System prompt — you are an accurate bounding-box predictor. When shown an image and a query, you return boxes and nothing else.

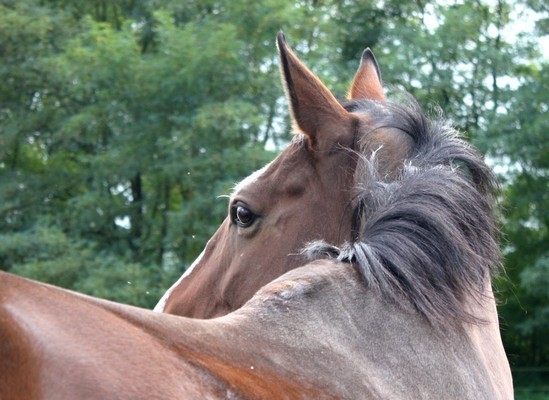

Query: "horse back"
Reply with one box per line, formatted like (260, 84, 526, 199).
(0, 271, 224, 399)
(0, 265, 512, 399)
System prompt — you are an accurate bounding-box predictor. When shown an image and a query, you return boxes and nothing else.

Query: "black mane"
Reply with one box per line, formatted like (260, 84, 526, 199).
(306, 97, 501, 328)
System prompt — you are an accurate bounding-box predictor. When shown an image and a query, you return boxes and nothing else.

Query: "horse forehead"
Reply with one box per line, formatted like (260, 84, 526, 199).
(232, 163, 272, 196)
(232, 141, 311, 197)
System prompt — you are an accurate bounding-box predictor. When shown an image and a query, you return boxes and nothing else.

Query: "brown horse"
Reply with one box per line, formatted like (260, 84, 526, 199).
(0, 33, 513, 399)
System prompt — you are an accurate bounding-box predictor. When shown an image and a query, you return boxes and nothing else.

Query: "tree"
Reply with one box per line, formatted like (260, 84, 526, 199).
(488, 61, 548, 384)
(0, 0, 301, 307)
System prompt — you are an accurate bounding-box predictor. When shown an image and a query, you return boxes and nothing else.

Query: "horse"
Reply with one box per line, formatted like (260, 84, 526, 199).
(0, 32, 513, 399)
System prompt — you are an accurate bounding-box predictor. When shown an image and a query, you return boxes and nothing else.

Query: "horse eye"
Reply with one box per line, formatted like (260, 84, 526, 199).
(232, 205, 256, 228)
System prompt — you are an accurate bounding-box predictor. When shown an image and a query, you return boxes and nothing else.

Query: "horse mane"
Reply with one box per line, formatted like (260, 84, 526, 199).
(305, 96, 501, 328)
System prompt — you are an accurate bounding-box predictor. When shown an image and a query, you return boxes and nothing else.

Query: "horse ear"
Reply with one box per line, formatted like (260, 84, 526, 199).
(348, 48, 385, 101)
(277, 32, 351, 149)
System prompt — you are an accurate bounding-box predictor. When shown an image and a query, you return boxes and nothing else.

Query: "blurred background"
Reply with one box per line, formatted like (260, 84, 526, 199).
(0, 0, 546, 397)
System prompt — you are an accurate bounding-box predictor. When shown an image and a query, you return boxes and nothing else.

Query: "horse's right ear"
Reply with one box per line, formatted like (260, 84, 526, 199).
(277, 32, 352, 150)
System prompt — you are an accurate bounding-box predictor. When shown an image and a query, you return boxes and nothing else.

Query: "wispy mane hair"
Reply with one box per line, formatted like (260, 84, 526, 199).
(305, 97, 501, 328)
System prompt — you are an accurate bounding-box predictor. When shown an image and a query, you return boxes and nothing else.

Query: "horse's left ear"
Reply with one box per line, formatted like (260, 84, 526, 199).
(348, 48, 385, 101)
(277, 32, 352, 150)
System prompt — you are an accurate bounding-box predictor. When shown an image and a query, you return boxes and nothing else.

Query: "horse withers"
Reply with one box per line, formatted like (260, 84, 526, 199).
(0, 32, 513, 399)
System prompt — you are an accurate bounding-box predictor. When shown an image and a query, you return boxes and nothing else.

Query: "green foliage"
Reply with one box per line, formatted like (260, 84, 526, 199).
(0, 0, 547, 393)
(485, 59, 549, 386)
(0, 221, 172, 307)
(0, 224, 70, 269)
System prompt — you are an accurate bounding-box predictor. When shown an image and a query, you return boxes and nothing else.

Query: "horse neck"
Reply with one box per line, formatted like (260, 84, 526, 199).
(63, 269, 513, 400)
(164, 262, 513, 399)
(212, 263, 513, 399)
(94, 290, 339, 398)
(461, 278, 514, 399)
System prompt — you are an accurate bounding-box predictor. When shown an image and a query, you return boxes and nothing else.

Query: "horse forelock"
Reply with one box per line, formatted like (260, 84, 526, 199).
(307, 96, 501, 328)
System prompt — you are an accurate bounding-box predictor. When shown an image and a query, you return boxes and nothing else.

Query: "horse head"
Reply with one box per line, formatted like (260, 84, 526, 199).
(155, 33, 414, 318)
